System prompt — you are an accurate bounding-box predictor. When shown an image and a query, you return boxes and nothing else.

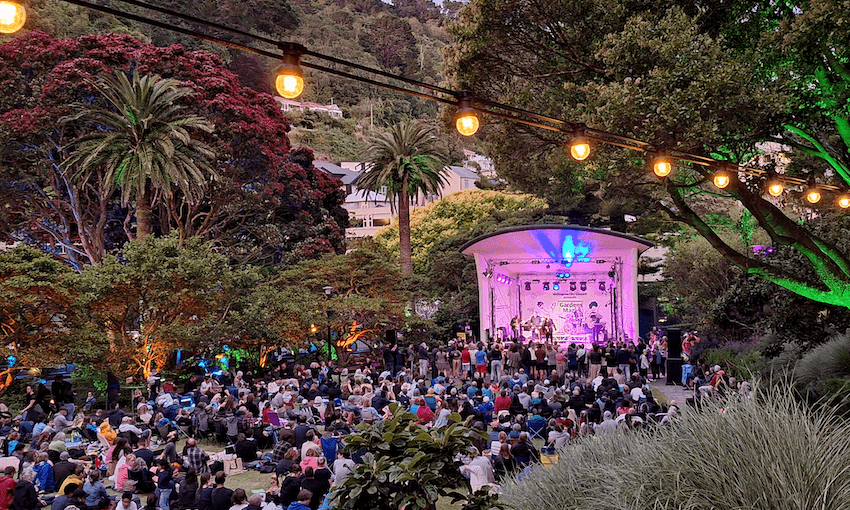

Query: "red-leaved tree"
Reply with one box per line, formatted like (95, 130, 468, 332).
(0, 31, 348, 269)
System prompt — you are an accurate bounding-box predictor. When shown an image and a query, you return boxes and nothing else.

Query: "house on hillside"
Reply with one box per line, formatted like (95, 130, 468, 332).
(315, 162, 483, 238)
(273, 97, 343, 118)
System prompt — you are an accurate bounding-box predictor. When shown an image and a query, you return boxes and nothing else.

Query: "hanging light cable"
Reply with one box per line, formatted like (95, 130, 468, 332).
(454, 93, 480, 136)
(0, 0, 26, 33)
(274, 43, 306, 99)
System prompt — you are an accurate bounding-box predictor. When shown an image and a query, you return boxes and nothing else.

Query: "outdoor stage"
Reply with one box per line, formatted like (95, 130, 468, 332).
(461, 225, 653, 347)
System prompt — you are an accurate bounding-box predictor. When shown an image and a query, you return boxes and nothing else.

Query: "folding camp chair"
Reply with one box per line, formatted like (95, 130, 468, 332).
(527, 417, 547, 441)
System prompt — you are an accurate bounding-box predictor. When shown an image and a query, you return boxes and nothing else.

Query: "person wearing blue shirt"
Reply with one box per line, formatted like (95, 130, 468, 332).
(286, 489, 313, 510)
(474, 348, 488, 380)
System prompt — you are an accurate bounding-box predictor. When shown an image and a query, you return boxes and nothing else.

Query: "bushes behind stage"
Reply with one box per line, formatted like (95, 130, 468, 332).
(500, 382, 850, 510)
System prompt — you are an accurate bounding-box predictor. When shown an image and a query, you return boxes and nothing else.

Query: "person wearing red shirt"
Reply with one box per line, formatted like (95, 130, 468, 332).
(494, 389, 511, 414)
(0, 466, 16, 510)
(461, 346, 471, 379)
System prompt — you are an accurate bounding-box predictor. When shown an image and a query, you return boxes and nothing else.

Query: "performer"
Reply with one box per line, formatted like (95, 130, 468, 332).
(542, 317, 555, 343)
(510, 315, 520, 340)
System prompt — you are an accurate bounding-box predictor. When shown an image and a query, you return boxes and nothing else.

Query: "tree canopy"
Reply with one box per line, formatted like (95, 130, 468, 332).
(445, 0, 850, 311)
(0, 30, 347, 268)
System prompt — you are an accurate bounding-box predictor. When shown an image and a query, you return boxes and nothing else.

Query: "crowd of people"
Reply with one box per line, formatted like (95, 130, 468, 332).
(0, 330, 744, 510)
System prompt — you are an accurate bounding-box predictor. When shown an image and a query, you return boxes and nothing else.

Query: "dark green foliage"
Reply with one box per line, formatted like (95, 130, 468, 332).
(333, 405, 489, 510)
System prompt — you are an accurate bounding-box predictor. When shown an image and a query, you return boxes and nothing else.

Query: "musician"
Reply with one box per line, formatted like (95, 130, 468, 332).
(541, 318, 555, 343)
(510, 316, 520, 340)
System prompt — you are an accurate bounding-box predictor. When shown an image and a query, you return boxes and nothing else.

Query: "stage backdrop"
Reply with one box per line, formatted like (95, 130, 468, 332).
(461, 225, 653, 346)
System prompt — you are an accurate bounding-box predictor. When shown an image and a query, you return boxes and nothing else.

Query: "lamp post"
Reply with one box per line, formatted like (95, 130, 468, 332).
(323, 286, 333, 361)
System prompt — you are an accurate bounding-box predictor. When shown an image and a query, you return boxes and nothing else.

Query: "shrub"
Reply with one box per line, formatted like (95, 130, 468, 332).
(500, 382, 850, 510)
(794, 333, 850, 386)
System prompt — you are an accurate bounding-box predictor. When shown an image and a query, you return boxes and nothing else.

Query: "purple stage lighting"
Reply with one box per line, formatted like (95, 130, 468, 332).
(495, 273, 512, 285)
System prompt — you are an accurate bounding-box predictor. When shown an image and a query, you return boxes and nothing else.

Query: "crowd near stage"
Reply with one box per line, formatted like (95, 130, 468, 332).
(461, 225, 653, 348)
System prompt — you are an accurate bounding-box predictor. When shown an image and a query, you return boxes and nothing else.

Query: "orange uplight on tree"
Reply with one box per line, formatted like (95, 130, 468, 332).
(455, 95, 479, 136)
(0, 1, 26, 34)
(838, 194, 850, 209)
(651, 153, 673, 178)
(568, 131, 591, 161)
(274, 43, 305, 99)
(765, 174, 784, 197)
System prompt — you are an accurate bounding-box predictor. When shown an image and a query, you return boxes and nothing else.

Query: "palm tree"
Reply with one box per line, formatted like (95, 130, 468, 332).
(62, 71, 216, 239)
(358, 121, 451, 274)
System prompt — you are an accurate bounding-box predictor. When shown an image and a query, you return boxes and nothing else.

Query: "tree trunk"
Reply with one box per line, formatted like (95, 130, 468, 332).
(398, 188, 412, 275)
(136, 185, 152, 240)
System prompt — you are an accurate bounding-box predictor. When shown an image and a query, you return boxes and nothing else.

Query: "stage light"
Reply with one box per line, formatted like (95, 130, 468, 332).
(608, 269, 615, 278)
(804, 182, 821, 204)
(712, 166, 733, 189)
(483, 270, 493, 278)
(555, 272, 570, 278)
(455, 94, 479, 136)
(765, 174, 784, 197)
(524, 282, 531, 291)
(553, 282, 560, 291)
(495, 273, 512, 285)
(580, 282, 587, 292)
(839, 194, 850, 209)
(0, 1, 26, 34)
(568, 130, 591, 161)
(569, 282, 576, 291)
(651, 153, 673, 178)
(543, 282, 550, 291)
(599, 281, 605, 291)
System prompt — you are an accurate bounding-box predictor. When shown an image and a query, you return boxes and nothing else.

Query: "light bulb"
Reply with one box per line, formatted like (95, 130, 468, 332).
(0, 1, 26, 34)
(275, 64, 304, 99)
(652, 155, 672, 178)
(805, 188, 821, 204)
(766, 178, 784, 197)
(456, 113, 479, 136)
(713, 168, 732, 189)
(838, 195, 850, 209)
(569, 136, 591, 161)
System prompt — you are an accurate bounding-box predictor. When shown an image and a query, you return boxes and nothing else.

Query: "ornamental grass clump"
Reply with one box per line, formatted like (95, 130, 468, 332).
(500, 382, 850, 510)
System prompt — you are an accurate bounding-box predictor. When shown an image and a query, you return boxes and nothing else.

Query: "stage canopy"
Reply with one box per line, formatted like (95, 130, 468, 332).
(460, 225, 653, 347)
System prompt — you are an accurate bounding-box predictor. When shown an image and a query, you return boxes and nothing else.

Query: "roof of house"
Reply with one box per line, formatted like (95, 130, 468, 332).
(449, 165, 480, 180)
(314, 161, 361, 185)
(346, 189, 390, 203)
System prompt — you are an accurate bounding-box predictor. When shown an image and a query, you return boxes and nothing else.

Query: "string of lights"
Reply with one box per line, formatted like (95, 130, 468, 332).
(1, 0, 848, 209)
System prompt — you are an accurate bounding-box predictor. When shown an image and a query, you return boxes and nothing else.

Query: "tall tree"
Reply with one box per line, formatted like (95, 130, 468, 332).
(0, 31, 347, 267)
(62, 71, 216, 240)
(358, 121, 450, 274)
(445, 0, 850, 311)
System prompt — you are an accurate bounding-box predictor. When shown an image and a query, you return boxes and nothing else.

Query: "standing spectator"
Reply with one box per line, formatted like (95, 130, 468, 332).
(156, 460, 176, 510)
(417, 343, 429, 378)
(474, 345, 487, 381)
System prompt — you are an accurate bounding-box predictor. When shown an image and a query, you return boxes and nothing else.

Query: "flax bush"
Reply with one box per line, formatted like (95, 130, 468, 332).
(500, 383, 850, 510)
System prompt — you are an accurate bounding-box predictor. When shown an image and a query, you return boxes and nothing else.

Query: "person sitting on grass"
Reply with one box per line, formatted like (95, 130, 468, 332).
(284, 490, 312, 510)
